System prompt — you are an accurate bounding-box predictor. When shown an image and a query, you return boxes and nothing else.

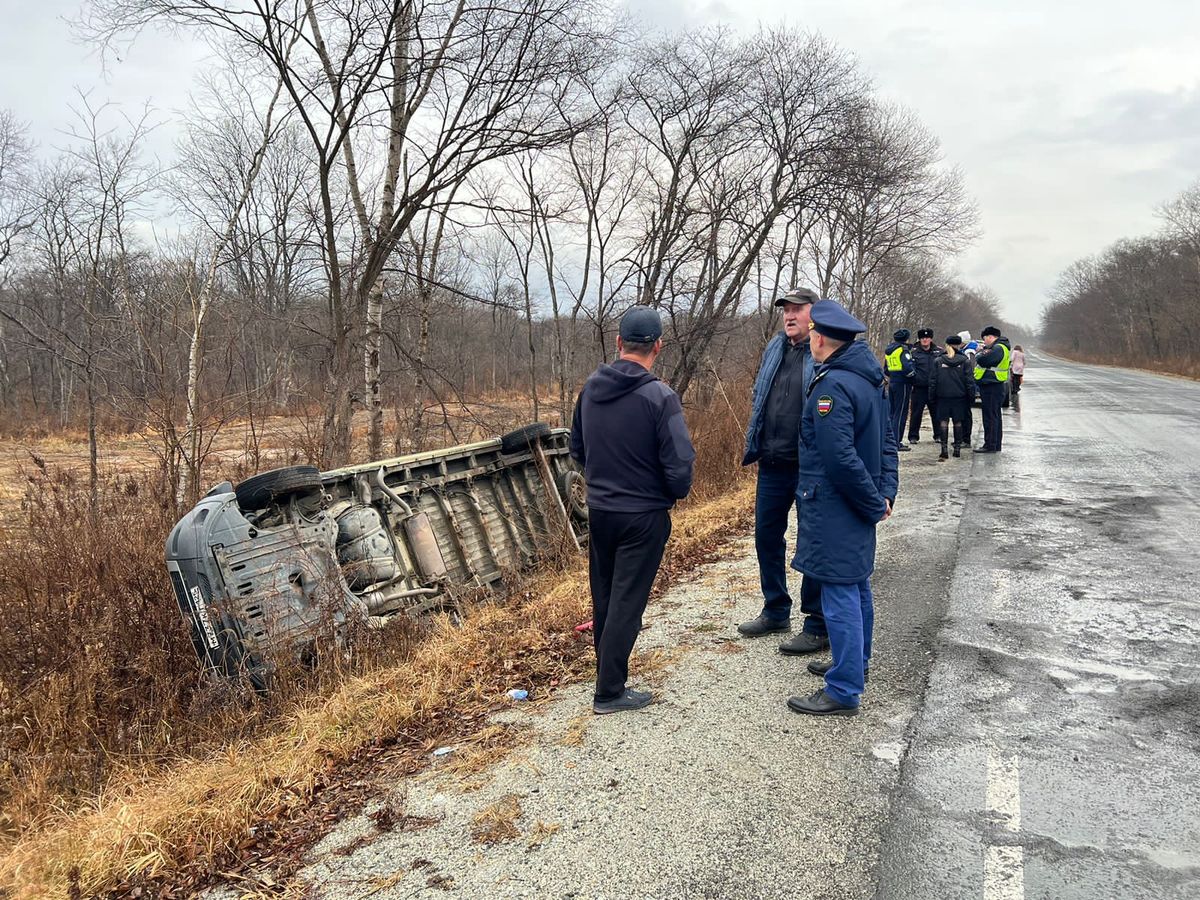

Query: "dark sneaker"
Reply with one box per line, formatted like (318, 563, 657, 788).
(908, 437, 920, 443)
(737, 615, 791, 637)
(593, 688, 653, 715)
(938, 450, 948, 461)
(779, 632, 830, 655)
(898, 443, 911, 452)
(786, 688, 859, 717)
(976, 447, 998, 454)
(806, 659, 870, 683)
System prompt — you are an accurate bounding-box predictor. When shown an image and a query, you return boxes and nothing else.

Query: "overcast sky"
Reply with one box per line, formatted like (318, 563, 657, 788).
(3, 0, 1199, 326)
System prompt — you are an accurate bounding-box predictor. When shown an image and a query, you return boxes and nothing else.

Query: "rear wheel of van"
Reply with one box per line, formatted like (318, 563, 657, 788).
(234, 465, 323, 511)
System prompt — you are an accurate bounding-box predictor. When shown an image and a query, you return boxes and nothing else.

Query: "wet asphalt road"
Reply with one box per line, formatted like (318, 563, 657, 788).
(879, 352, 1200, 899)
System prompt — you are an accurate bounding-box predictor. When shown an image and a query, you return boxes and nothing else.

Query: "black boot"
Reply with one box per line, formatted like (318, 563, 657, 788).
(953, 444, 961, 458)
(938, 442, 949, 461)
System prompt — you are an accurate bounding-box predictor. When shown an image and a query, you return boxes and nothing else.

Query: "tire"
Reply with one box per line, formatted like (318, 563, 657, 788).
(234, 465, 322, 511)
(561, 470, 588, 521)
(500, 422, 551, 454)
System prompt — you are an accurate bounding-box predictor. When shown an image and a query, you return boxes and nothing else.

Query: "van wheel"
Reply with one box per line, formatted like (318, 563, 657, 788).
(500, 422, 551, 454)
(561, 470, 588, 520)
(234, 465, 322, 511)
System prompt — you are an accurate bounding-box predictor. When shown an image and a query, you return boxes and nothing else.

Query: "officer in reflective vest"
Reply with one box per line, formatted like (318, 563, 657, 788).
(973, 325, 1011, 453)
(883, 329, 914, 451)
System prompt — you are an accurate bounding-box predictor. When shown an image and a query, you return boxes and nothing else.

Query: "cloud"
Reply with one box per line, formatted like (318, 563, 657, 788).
(1020, 86, 1200, 149)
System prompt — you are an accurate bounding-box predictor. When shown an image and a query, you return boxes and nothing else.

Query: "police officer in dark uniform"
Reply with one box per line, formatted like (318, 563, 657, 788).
(973, 325, 1011, 453)
(738, 288, 826, 652)
(883, 329, 914, 451)
(907, 328, 942, 444)
(570, 307, 696, 714)
(787, 300, 899, 716)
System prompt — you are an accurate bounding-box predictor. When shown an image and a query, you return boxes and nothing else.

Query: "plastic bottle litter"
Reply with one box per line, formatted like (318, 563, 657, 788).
(432, 746, 456, 757)
(506, 689, 529, 701)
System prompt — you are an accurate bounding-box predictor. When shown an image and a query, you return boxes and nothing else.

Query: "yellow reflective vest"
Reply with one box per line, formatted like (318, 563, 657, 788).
(974, 343, 1011, 382)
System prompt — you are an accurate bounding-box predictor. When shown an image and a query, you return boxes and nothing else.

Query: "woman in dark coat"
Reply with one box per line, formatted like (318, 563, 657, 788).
(929, 334, 973, 459)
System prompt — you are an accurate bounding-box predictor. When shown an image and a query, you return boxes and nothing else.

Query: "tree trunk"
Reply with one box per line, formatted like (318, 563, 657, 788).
(364, 276, 385, 457)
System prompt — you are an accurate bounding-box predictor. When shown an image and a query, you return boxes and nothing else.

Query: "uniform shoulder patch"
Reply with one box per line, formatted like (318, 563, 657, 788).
(817, 395, 834, 416)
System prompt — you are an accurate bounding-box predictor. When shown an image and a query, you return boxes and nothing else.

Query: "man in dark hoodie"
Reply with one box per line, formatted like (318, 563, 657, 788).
(787, 300, 899, 717)
(907, 327, 942, 444)
(883, 329, 915, 451)
(929, 334, 972, 459)
(570, 306, 695, 715)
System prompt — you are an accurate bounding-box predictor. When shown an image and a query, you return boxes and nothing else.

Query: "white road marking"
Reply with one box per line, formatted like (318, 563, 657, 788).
(984, 845, 1025, 900)
(985, 750, 1024, 900)
(984, 566, 1024, 898)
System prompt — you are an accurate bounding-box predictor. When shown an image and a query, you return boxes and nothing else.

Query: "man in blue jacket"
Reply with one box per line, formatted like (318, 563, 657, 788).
(787, 300, 899, 717)
(737, 288, 827, 652)
(570, 306, 695, 715)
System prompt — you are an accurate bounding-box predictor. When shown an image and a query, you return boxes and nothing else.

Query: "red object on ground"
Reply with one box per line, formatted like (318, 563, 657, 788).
(574, 620, 594, 633)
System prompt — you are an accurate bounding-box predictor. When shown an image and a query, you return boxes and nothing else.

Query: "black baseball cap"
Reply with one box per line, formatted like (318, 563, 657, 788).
(619, 306, 663, 342)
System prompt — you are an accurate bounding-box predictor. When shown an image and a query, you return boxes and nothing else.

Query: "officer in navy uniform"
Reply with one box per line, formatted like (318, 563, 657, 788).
(737, 287, 827, 652)
(787, 300, 899, 716)
(907, 328, 942, 444)
(883, 329, 914, 451)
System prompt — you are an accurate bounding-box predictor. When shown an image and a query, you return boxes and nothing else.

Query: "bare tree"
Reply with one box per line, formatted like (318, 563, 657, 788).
(170, 58, 295, 502)
(0, 111, 36, 403)
(808, 101, 978, 337)
(88, 0, 613, 462)
(0, 98, 154, 501)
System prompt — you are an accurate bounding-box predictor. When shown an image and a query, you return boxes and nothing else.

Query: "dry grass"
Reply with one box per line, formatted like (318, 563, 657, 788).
(561, 712, 591, 748)
(1044, 348, 1200, 380)
(434, 724, 527, 789)
(470, 794, 523, 845)
(525, 820, 560, 849)
(0, 478, 755, 898)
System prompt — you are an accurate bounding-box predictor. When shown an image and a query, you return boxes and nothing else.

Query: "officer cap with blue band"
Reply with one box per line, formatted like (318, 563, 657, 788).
(619, 306, 663, 342)
(810, 299, 867, 343)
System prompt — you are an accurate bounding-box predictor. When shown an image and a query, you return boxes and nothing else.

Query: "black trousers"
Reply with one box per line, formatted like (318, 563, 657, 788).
(588, 508, 672, 702)
(754, 462, 826, 635)
(935, 397, 970, 447)
(908, 386, 940, 441)
(979, 381, 1005, 450)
